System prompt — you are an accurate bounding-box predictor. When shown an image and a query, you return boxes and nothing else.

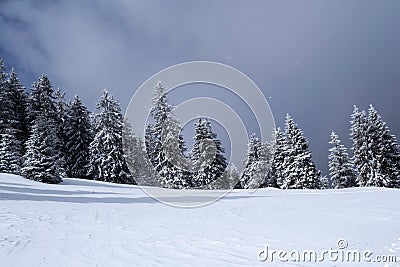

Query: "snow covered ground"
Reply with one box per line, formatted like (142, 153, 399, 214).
(1, 173, 399, 267)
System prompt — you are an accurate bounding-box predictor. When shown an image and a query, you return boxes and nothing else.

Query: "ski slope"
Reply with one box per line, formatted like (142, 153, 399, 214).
(0, 173, 399, 266)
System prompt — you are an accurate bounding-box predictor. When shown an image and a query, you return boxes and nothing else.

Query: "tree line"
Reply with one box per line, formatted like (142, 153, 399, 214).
(0, 57, 399, 189)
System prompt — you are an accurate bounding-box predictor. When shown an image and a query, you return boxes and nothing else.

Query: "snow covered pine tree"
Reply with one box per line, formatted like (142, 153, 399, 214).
(87, 90, 132, 183)
(64, 96, 93, 178)
(145, 82, 190, 188)
(279, 114, 321, 189)
(21, 75, 65, 183)
(351, 105, 400, 187)
(191, 118, 227, 189)
(328, 132, 356, 188)
(0, 62, 28, 174)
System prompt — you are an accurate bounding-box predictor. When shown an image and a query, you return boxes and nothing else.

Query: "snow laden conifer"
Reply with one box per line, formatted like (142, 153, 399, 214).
(191, 118, 227, 188)
(349, 105, 400, 187)
(87, 90, 132, 183)
(216, 163, 240, 189)
(157, 117, 191, 188)
(122, 119, 156, 186)
(237, 133, 273, 189)
(271, 128, 286, 188)
(258, 140, 277, 188)
(64, 96, 93, 178)
(328, 132, 356, 188)
(146, 82, 172, 171)
(350, 105, 369, 186)
(0, 69, 28, 174)
(21, 116, 63, 183)
(279, 114, 321, 189)
(54, 89, 69, 165)
(145, 82, 189, 188)
(236, 133, 262, 189)
(365, 105, 400, 187)
(21, 75, 65, 183)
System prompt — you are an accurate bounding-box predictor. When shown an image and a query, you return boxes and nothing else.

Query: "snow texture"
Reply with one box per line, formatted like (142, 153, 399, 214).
(1, 173, 399, 266)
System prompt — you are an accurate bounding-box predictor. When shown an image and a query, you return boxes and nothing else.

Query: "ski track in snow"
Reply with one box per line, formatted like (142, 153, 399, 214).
(0, 173, 399, 267)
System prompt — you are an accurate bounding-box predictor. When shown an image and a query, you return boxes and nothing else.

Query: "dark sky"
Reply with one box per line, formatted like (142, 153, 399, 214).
(1, 0, 400, 175)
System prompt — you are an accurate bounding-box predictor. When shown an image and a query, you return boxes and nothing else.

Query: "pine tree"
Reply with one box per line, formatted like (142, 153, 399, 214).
(191, 118, 227, 188)
(123, 120, 156, 186)
(87, 90, 132, 183)
(21, 74, 65, 182)
(145, 82, 190, 188)
(272, 128, 287, 188)
(280, 114, 321, 189)
(258, 140, 277, 188)
(236, 134, 273, 189)
(157, 117, 191, 188)
(328, 132, 356, 188)
(54, 89, 69, 167)
(320, 175, 330, 189)
(64, 96, 93, 178)
(350, 105, 370, 186)
(365, 105, 400, 187)
(0, 69, 28, 174)
(146, 82, 173, 172)
(217, 163, 240, 189)
(237, 133, 262, 189)
(21, 116, 63, 183)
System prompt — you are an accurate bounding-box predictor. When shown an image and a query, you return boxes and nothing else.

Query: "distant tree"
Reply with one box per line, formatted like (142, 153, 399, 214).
(279, 114, 321, 189)
(191, 118, 227, 188)
(123, 119, 156, 186)
(87, 90, 132, 183)
(0, 69, 28, 174)
(64, 96, 93, 178)
(320, 175, 330, 189)
(328, 132, 356, 189)
(216, 163, 240, 189)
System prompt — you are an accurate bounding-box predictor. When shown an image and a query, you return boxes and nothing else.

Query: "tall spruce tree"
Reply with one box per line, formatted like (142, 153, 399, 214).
(328, 132, 356, 188)
(0, 69, 28, 174)
(145, 82, 190, 188)
(21, 75, 65, 183)
(64, 96, 93, 178)
(191, 118, 227, 188)
(146, 82, 172, 171)
(350, 105, 370, 186)
(258, 140, 277, 188)
(272, 128, 287, 188)
(87, 90, 132, 183)
(237, 133, 262, 189)
(123, 119, 156, 186)
(365, 105, 400, 187)
(21, 116, 63, 183)
(280, 114, 321, 189)
(157, 117, 191, 188)
(0, 58, 8, 146)
(54, 89, 69, 167)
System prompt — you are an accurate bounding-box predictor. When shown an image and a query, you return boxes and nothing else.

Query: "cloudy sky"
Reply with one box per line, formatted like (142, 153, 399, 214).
(1, 0, 400, 174)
